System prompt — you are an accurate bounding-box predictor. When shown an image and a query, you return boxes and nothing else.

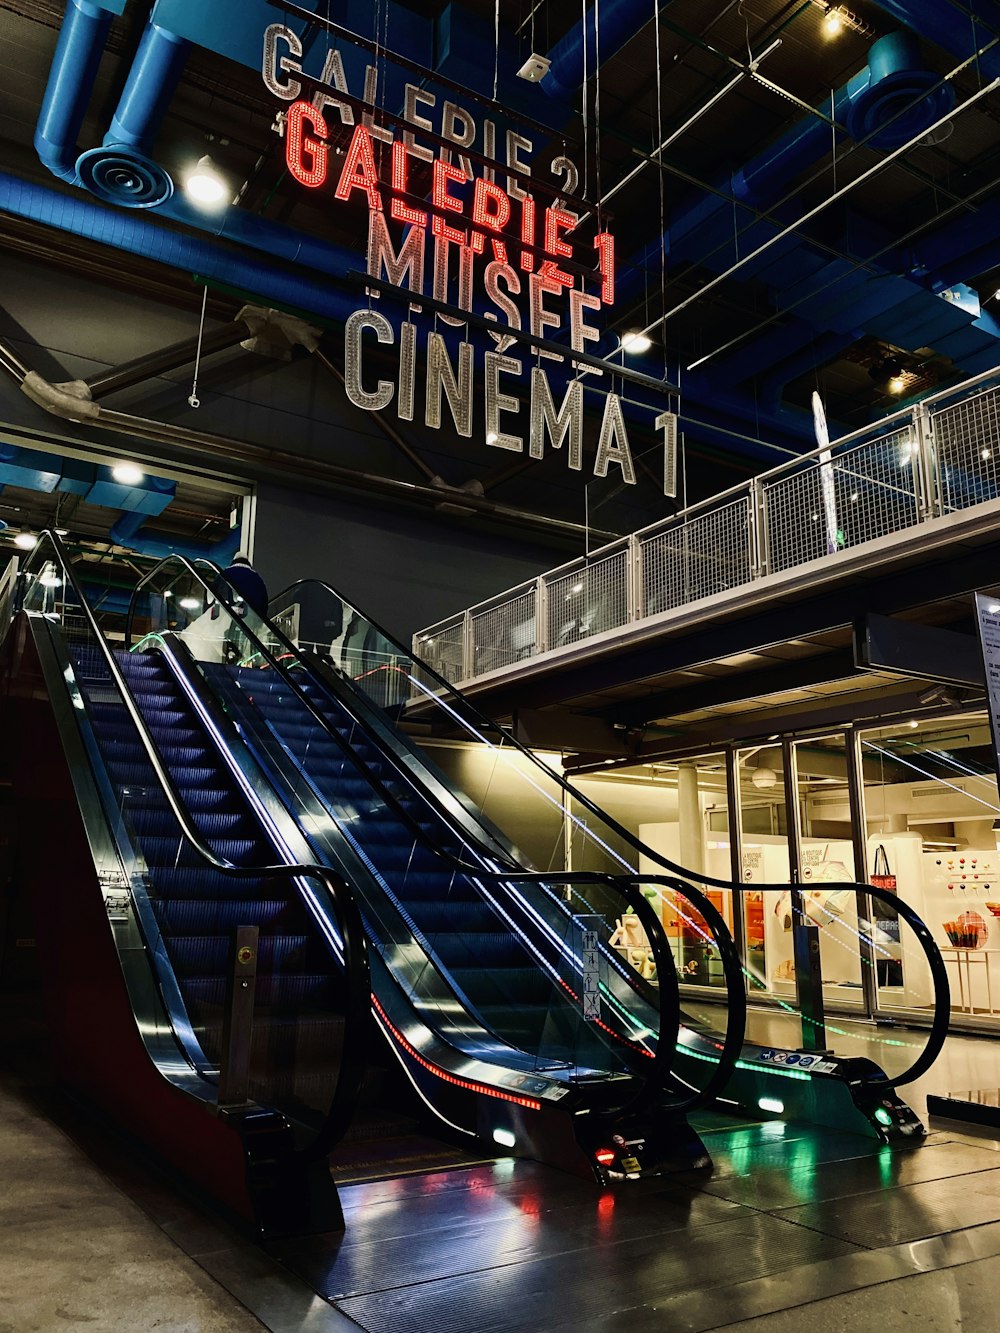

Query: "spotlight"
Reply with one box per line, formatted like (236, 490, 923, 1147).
(112, 462, 144, 486)
(621, 331, 652, 354)
(185, 155, 227, 206)
(823, 8, 845, 35)
(869, 354, 905, 388)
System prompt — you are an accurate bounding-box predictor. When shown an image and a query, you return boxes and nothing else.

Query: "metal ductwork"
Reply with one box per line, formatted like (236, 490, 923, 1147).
(36, 0, 183, 206)
(106, 515, 239, 564)
(618, 27, 1000, 408)
(0, 438, 175, 517)
(541, 0, 658, 100)
(18, 0, 1000, 462)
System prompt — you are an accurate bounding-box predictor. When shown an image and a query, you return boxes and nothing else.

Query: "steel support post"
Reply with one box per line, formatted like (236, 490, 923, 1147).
(783, 738, 829, 1052)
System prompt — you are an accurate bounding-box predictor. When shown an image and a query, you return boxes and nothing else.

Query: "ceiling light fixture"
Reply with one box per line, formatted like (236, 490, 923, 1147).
(751, 767, 778, 789)
(516, 53, 551, 83)
(822, 7, 845, 35)
(888, 374, 906, 394)
(13, 532, 37, 550)
(112, 462, 144, 486)
(620, 331, 652, 354)
(185, 155, 227, 206)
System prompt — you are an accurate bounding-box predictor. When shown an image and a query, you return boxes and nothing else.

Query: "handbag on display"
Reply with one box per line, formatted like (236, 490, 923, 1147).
(870, 844, 899, 922)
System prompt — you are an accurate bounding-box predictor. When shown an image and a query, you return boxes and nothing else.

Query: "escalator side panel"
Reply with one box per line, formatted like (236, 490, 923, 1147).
(1, 623, 262, 1227)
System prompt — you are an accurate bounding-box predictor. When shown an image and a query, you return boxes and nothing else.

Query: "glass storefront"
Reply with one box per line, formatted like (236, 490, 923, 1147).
(418, 707, 1000, 1031)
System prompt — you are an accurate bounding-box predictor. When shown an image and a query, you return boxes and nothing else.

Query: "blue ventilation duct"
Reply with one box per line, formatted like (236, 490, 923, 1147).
(541, 0, 658, 100)
(107, 511, 239, 564)
(34, 0, 121, 183)
(0, 439, 176, 515)
(19, 0, 1000, 460)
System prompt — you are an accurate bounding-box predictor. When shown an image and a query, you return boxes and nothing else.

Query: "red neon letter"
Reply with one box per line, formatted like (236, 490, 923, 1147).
(520, 195, 535, 273)
(286, 100, 328, 189)
(390, 142, 427, 228)
(539, 207, 575, 287)
(334, 125, 383, 211)
(594, 231, 615, 305)
(470, 178, 510, 262)
(432, 159, 467, 246)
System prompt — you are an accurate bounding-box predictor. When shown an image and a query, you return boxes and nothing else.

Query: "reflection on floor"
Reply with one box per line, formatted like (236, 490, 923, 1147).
(10, 984, 1000, 1331)
(270, 1113, 1000, 1332)
(264, 1017, 1000, 1332)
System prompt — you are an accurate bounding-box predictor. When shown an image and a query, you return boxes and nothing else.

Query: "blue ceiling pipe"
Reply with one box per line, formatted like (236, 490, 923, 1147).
(34, 0, 121, 183)
(107, 512, 239, 564)
(621, 31, 955, 308)
(869, 0, 1000, 82)
(541, 0, 658, 101)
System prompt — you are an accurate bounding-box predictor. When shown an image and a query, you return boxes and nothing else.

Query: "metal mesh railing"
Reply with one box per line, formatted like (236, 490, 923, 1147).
(763, 428, 920, 573)
(544, 545, 630, 649)
(932, 386, 1000, 514)
(640, 497, 752, 615)
(412, 368, 1000, 686)
(414, 616, 465, 684)
(471, 586, 537, 674)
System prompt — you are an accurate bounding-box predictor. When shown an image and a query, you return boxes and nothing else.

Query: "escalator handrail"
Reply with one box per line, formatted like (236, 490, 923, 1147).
(18, 531, 371, 1160)
(127, 556, 750, 1106)
(133, 562, 947, 1094)
(127, 561, 524, 879)
(495, 871, 746, 1113)
(268, 578, 950, 1091)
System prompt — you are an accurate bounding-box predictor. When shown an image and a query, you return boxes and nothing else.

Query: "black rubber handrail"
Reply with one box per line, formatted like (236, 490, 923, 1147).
(19, 532, 371, 1161)
(502, 871, 746, 1114)
(269, 577, 951, 1091)
(128, 557, 750, 1108)
(127, 562, 519, 879)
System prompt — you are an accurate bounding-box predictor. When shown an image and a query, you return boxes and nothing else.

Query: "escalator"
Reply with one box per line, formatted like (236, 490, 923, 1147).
(0, 535, 369, 1234)
(123, 558, 747, 1183)
(3, 535, 745, 1197)
(157, 563, 951, 1146)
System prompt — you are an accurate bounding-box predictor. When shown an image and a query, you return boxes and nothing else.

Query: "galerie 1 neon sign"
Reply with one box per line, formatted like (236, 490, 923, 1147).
(264, 23, 672, 485)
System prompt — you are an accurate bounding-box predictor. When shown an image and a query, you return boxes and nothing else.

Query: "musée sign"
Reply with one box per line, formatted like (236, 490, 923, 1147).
(263, 24, 673, 485)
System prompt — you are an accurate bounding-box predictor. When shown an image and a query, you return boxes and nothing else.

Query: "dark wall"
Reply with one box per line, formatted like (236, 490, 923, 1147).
(252, 482, 556, 640)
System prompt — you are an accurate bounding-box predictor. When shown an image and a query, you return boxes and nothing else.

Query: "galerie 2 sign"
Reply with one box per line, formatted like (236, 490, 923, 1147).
(263, 24, 673, 484)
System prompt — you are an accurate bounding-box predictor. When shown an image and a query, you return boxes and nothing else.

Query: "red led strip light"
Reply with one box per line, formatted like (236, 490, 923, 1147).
(372, 993, 542, 1111)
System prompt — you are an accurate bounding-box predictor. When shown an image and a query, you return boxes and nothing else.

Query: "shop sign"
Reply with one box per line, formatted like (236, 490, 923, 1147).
(262, 25, 674, 485)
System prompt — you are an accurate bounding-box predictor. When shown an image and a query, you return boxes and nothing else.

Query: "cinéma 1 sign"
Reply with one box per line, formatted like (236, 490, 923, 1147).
(263, 23, 675, 485)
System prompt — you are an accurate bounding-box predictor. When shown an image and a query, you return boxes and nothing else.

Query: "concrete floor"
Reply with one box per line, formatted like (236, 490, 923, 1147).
(5, 997, 1000, 1332)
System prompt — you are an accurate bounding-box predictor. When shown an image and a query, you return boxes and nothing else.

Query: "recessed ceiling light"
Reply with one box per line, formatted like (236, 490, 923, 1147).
(620, 331, 651, 354)
(185, 155, 227, 206)
(112, 462, 144, 486)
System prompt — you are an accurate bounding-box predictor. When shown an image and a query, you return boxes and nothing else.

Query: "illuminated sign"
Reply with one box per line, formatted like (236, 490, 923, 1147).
(262, 24, 672, 486)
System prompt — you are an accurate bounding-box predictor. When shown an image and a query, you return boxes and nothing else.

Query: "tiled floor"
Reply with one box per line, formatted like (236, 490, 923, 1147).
(6, 999, 1000, 1331)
